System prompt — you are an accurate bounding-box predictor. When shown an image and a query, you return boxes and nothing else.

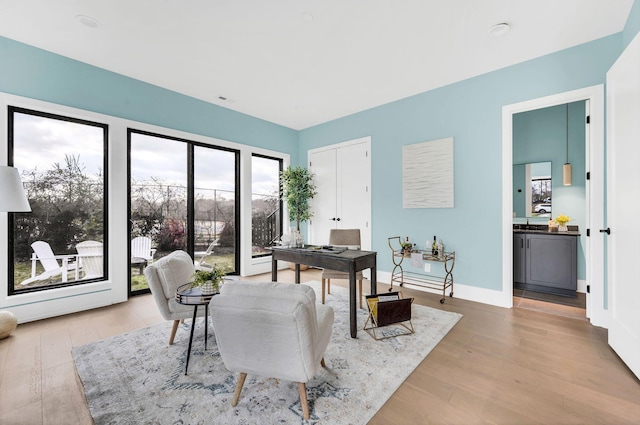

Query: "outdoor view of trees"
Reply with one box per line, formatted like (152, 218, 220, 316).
(8, 110, 283, 296)
(10, 108, 106, 293)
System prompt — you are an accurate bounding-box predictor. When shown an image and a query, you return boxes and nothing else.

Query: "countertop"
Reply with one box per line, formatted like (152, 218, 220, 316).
(513, 224, 580, 236)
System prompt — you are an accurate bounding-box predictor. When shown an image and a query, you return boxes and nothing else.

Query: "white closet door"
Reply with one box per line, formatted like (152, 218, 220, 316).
(308, 138, 371, 249)
(308, 148, 337, 245)
(337, 142, 371, 250)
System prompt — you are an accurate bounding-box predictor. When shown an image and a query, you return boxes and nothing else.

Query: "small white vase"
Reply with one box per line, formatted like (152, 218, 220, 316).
(558, 224, 568, 232)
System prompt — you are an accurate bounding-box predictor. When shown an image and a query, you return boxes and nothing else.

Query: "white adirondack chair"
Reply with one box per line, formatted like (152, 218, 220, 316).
(20, 241, 78, 285)
(194, 239, 219, 271)
(131, 236, 156, 264)
(76, 240, 103, 279)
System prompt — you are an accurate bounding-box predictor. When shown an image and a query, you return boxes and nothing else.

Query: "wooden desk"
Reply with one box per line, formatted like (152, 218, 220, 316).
(270, 247, 377, 338)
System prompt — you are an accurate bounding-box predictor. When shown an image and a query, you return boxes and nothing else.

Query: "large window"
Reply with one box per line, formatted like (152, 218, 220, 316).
(128, 130, 239, 295)
(8, 107, 108, 294)
(251, 155, 282, 258)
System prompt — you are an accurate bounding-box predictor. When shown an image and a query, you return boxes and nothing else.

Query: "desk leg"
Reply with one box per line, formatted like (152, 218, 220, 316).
(370, 262, 377, 296)
(271, 258, 277, 282)
(204, 304, 208, 351)
(349, 267, 357, 338)
(185, 305, 198, 375)
(295, 264, 301, 284)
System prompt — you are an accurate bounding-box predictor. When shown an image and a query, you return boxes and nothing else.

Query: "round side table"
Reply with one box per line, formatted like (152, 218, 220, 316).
(175, 284, 216, 375)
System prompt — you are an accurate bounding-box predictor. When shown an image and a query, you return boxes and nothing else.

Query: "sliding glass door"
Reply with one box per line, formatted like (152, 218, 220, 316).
(128, 130, 239, 295)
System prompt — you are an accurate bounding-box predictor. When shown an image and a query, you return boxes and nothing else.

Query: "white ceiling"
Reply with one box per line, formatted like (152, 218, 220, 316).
(0, 0, 634, 130)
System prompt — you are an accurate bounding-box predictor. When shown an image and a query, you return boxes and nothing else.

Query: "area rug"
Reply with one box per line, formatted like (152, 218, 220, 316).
(72, 281, 462, 424)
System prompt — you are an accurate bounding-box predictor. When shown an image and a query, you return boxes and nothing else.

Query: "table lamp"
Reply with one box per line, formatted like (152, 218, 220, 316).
(0, 166, 31, 339)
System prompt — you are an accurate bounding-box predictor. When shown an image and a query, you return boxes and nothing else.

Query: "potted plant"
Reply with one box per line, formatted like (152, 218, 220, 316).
(191, 264, 226, 295)
(280, 165, 317, 236)
(554, 214, 571, 232)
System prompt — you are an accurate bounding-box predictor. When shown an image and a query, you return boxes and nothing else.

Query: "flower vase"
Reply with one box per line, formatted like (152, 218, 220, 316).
(201, 280, 215, 295)
(558, 224, 568, 232)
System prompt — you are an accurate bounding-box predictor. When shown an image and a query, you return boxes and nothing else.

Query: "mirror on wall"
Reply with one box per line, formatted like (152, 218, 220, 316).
(513, 161, 552, 218)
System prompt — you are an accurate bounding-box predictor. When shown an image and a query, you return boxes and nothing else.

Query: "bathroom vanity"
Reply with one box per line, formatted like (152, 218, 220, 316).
(513, 224, 579, 297)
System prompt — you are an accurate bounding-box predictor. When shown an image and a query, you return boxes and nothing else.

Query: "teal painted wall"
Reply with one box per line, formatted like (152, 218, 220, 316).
(299, 35, 622, 291)
(513, 101, 587, 281)
(0, 24, 631, 295)
(0, 36, 299, 160)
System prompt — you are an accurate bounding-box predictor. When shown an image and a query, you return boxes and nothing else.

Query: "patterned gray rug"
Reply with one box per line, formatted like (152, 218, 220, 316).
(72, 281, 462, 424)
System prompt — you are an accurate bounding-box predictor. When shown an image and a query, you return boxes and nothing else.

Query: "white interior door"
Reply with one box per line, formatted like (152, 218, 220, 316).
(606, 31, 640, 380)
(308, 137, 371, 249)
(308, 148, 337, 245)
(337, 141, 371, 250)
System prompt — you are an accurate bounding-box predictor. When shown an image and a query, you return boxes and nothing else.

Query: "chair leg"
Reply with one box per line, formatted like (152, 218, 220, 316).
(298, 382, 310, 420)
(327, 278, 331, 294)
(169, 320, 180, 345)
(321, 278, 326, 304)
(231, 372, 247, 407)
(321, 357, 326, 367)
(358, 279, 363, 309)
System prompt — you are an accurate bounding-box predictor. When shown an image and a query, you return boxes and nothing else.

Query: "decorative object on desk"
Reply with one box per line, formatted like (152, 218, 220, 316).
(431, 235, 438, 256)
(190, 264, 226, 295)
(554, 214, 571, 232)
(548, 219, 559, 232)
(72, 281, 462, 425)
(280, 166, 317, 233)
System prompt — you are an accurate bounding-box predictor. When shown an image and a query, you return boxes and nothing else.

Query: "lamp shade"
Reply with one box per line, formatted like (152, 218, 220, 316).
(0, 166, 31, 212)
(563, 163, 572, 186)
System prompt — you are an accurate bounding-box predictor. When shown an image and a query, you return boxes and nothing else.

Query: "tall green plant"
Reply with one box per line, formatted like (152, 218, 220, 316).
(280, 166, 316, 231)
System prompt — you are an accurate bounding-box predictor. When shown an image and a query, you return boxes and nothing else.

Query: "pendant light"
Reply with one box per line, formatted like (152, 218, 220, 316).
(563, 103, 572, 186)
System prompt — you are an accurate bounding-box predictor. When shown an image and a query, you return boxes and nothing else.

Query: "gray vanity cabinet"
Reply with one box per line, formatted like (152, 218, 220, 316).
(513, 232, 577, 297)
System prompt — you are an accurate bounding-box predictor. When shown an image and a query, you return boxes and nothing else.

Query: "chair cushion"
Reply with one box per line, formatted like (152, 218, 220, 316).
(155, 250, 195, 299)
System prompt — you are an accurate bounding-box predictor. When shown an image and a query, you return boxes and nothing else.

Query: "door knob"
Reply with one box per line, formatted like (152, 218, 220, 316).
(330, 218, 336, 221)
(599, 228, 611, 235)
(336, 218, 341, 221)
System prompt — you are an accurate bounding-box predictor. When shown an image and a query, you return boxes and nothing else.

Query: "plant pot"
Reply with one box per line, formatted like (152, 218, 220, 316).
(558, 225, 568, 232)
(201, 280, 217, 295)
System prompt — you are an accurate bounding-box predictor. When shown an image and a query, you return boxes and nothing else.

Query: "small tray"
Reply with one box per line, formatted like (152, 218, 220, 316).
(175, 283, 217, 305)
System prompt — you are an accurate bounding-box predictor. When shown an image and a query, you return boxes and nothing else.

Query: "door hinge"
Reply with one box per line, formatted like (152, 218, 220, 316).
(586, 115, 590, 124)
(586, 229, 590, 237)
(587, 285, 590, 294)
(586, 171, 590, 180)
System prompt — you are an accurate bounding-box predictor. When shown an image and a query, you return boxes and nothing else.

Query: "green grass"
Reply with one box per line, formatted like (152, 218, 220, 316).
(131, 252, 236, 292)
(14, 252, 237, 292)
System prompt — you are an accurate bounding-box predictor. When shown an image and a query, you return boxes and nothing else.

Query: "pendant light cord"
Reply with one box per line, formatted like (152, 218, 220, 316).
(565, 103, 569, 163)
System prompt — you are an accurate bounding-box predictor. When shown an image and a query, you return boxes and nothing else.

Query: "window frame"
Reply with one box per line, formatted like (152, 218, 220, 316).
(7, 106, 109, 295)
(127, 128, 241, 296)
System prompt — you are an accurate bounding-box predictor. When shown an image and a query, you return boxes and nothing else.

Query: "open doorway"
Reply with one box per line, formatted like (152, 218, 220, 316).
(511, 101, 587, 318)
(501, 85, 607, 327)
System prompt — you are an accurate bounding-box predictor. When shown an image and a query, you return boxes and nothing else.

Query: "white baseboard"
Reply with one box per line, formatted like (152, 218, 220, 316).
(376, 271, 510, 308)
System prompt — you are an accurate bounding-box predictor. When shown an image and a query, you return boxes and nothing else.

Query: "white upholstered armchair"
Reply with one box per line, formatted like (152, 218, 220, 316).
(144, 250, 207, 345)
(210, 281, 334, 420)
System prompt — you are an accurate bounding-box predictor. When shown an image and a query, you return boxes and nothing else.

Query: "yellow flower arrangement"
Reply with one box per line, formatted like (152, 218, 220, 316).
(554, 214, 571, 226)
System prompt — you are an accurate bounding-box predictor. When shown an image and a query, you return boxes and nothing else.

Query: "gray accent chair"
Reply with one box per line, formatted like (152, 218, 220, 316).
(321, 228, 364, 308)
(144, 250, 206, 345)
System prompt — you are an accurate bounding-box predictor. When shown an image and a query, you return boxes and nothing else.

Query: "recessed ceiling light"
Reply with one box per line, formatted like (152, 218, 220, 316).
(76, 14, 101, 29)
(488, 22, 510, 37)
(301, 12, 314, 22)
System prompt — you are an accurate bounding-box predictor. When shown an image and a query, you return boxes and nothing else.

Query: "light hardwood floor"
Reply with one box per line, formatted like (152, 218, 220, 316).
(1, 269, 639, 424)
